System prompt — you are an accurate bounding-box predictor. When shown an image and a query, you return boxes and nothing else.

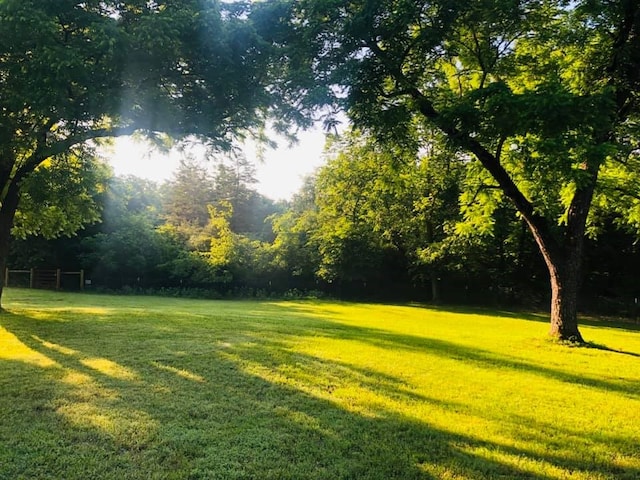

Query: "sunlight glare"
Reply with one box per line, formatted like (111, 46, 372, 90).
(107, 127, 329, 200)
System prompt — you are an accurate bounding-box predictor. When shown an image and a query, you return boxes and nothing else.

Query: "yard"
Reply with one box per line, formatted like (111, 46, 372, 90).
(1, 289, 639, 479)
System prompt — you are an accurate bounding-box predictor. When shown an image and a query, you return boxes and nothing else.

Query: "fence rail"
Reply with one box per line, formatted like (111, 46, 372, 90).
(4, 268, 84, 291)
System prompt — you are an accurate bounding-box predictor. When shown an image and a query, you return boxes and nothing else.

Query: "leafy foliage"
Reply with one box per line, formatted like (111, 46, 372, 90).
(13, 149, 110, 239)
(6, 0, 640, 319)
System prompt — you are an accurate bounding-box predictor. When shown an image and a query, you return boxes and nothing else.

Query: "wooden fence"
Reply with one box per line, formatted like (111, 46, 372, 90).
(4, 268, 85, 291)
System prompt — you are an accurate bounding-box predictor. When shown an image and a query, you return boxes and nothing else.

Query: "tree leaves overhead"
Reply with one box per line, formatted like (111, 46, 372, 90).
(0, 0, 287, 286)
(0, 0, 277, 167)
(266, 0, 640, 231)
(12, 149, 110, 239)
(273, 2, 634, 140)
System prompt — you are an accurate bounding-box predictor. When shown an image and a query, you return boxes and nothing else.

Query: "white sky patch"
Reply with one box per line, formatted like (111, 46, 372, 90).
(105, 128, 329, 201)
(248, 129, 329, 200)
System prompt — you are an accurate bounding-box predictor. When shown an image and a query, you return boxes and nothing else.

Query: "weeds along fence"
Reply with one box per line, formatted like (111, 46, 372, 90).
(4, 268, 85, 291)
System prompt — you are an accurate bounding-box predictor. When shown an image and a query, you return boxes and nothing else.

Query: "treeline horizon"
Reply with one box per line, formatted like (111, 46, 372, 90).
(8, 132, 640, 318)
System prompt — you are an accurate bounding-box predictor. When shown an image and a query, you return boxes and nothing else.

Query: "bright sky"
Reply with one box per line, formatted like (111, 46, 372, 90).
(105, 128, 329, 201)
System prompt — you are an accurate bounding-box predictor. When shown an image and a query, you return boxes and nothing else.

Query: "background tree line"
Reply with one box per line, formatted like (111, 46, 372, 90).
(8, 130, 640, 317)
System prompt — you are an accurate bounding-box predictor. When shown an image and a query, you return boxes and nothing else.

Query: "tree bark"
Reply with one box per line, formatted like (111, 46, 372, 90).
(519, 214, 585, 342)
(0, 182, 21, 311)
(548, 262, 583, 342)
(520, 156, 598, 343)
(527, 214, 586, 342)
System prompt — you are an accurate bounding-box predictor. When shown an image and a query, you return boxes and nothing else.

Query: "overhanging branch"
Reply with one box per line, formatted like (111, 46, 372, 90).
(14, 124, 140, 183)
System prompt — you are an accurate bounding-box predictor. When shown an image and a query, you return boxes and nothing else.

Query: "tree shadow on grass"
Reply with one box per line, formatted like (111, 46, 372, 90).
(220, 337, 638, 480)
(434, 303, 640, 356)
(0, 358, 166, 479)
(584, 341, 640, 358)
(1, 308, 638, 479)
(0, 350, 552, 479)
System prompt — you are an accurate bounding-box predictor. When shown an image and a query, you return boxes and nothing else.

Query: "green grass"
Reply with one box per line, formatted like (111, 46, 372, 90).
(0, 289, 639, 480)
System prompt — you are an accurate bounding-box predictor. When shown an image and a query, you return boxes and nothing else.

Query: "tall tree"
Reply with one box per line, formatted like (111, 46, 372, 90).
(0, 0, 275, 307)
(261, 0, 640, 341)
(271, 175, 322, 289)
(313, 142, 391, 291)
(303, 131, 465, 300)
(163, 156, 216, 229)
(212, 153, 259, 234)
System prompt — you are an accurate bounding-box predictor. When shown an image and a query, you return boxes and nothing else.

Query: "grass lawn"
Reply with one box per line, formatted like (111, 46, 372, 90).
(0, 289, 639, 479)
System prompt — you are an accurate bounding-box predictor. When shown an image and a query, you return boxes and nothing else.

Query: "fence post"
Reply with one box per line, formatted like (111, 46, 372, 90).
(4, 267, 7, 287)
(80, 270, 85, 291)
(29, 268, 34, 289)
(56, 269, 61, 290)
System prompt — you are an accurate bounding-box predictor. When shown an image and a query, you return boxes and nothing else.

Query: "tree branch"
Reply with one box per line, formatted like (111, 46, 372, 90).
(465, 183, 502, 206)
(364, 32, 567, 262)
(495, 134, 506, 161)
(15, 125, 140, 183)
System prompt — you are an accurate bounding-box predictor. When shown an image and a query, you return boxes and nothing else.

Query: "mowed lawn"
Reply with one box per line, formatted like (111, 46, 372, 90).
(0, 289, 639, 480)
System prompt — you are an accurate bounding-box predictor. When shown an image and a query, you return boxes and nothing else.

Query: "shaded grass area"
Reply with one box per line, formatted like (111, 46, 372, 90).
(1, 289, 639, 479)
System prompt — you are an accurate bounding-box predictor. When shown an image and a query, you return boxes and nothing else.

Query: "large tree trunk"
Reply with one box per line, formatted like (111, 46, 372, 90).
(522, 218, 585, 342)
(518, 225, 585, 342)
(412, 93, 592, 341)
(457, 131, 596, 342)
(549, 263, 583, 341)
(522, 168, 596, 343)
(536, 237, 585, 342)
(0, 183, 21, 311)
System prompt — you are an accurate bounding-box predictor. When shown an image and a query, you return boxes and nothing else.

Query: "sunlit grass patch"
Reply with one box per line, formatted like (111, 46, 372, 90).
(0, 326, 57, 368)
(151, 361, 207, 383)
(1, 288, 639, 479)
